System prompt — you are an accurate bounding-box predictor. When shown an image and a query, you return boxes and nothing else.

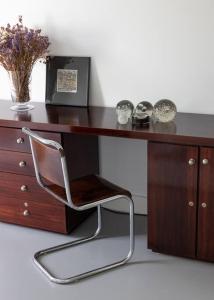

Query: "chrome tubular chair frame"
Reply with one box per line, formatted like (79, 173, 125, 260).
(22, 127, 135, 284)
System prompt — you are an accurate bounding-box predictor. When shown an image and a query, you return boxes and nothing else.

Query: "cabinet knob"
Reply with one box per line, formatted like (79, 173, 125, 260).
(24, 202, 29, 207)
(201, 202, 207, 208)
(20, 185, 28, 192)
(202, 158, 208, 165)
(17, 137, 24, 144)
(19, 161, 26, 168)
(188, 201, 194, 207)
(188, 158, 195, 166)
(23, 210, 30, 216)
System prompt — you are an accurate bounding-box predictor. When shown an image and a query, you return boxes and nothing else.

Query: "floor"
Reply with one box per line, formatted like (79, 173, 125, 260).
(1, 209, 214, 300)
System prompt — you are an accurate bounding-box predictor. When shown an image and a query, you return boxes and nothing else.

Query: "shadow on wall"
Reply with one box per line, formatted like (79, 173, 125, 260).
(89, 60, 105, 106)
(99, 137, 147, 215)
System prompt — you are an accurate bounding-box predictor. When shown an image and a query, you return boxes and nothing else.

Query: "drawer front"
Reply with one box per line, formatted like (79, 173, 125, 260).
(0, 127, 61, 153)
(0, 172, 63, 206)
(0, 150, 34, 176)
(0, 172, 67, 233)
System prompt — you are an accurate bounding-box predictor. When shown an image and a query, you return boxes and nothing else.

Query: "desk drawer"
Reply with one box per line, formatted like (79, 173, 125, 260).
(0, 172, 63, 206)
(0, 127, 61, 153)
(0, 149, 34, 176)
(0, 172, 67, 233)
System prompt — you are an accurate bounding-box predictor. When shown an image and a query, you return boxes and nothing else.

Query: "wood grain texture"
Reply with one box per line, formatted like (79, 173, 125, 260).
(0, 172, 67, 233)
(0, 127, 61, 153)
(31, 132, 99, 232)
(0, 131, 99, 233)
(0, 171, 98, 233)
(2, 100, 214, 255)
(1, 100, 214, 146)
(62, 133, 99, 180)
(0, 149, 35, 176)
(31, 139, 65, 187)
(148, 142, 198, 258)
(197, 147, 214, 261)
(47, 174, 131, 207)
(0, 172, 63, 206)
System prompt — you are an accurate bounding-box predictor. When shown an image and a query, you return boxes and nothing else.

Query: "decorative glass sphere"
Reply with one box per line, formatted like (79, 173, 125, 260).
(134, 101, 153, 119)
(116, 100, 134, 124)
(153, 99, 177, 123)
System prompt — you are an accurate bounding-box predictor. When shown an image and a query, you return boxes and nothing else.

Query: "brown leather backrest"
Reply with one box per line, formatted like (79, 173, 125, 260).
(31, 139, 65, 187)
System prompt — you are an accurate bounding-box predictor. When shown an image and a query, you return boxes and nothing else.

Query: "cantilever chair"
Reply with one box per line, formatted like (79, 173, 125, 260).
(22, 127, 134, 284)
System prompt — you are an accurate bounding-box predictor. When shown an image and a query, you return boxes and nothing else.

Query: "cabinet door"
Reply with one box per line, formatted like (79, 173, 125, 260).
(148, 142, 198, 258)
(198, 147, 214, 261)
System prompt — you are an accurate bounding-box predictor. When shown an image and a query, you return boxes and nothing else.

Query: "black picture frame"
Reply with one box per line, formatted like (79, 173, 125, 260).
(45, 56, 90, 107)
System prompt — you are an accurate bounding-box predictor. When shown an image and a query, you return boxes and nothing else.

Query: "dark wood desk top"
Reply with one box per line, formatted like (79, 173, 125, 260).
(0, 100, 214, 146)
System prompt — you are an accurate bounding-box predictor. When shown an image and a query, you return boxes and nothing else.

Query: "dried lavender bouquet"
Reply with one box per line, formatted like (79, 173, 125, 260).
(0, 16, 50, 109)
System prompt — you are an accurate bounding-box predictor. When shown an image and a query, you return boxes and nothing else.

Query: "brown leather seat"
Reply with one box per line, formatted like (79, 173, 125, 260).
(49, 174, 131, 207)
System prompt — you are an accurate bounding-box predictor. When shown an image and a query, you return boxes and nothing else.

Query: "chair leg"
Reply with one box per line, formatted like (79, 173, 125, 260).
(34, 198, 134, 284)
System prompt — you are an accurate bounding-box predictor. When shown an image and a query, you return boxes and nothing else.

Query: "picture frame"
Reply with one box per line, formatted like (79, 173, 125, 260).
(45, 56, 90, 107)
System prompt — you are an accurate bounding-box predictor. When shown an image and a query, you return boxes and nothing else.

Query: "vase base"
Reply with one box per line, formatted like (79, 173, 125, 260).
(10, 104, 34, 112)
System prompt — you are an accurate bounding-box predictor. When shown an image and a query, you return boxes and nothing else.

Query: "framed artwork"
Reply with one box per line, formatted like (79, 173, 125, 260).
(45, 56, 90, 107)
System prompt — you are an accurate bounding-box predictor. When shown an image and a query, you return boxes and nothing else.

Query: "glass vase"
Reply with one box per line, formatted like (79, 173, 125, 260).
(9, 71, 34, 111)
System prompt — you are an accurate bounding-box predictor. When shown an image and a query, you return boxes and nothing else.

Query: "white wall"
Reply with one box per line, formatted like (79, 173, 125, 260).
(0, 0, 214, 213)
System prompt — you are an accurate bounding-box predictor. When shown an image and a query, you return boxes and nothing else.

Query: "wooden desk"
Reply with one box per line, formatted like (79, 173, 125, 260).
(0, 100, 214, 262)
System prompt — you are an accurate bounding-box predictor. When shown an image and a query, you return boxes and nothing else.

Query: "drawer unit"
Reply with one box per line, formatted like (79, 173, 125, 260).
(0, 127, 61, 153)
(0, 150, 34, 176)
(0, 172, 63, 206)
(0, 171, 67, 233)
(0, 127, 99, 233)
(0, 197, 67, 233)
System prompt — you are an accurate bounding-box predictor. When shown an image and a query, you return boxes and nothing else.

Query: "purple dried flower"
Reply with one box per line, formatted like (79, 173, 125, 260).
(0, 16, 50, 71)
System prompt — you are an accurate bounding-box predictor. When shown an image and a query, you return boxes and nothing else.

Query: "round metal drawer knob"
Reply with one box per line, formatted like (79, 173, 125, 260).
(188, 201, 194, 207)
(188, 158, 195, 166)
(19, 161, 26, 168)
(17, 137, 24, 144)
(202, 159, 208, 165)
(23, 210, 30, 216)
(20, 185, 28, 192)
(202, 203, 207, 208)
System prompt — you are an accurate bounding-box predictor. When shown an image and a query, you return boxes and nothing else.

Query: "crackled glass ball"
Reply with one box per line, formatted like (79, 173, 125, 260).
(116, 100, 134, 124)
(153, 99, 177, 123)
(134, 101, 153, 119)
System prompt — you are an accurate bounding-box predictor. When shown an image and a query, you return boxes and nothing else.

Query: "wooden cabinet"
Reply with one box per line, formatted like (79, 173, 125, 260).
(148, 142, 214, 261)
(0, 172, 68, 233)
(2, 101, 214, 259)
(0, 128, 99, 234)
(197, 147, 214, 261)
